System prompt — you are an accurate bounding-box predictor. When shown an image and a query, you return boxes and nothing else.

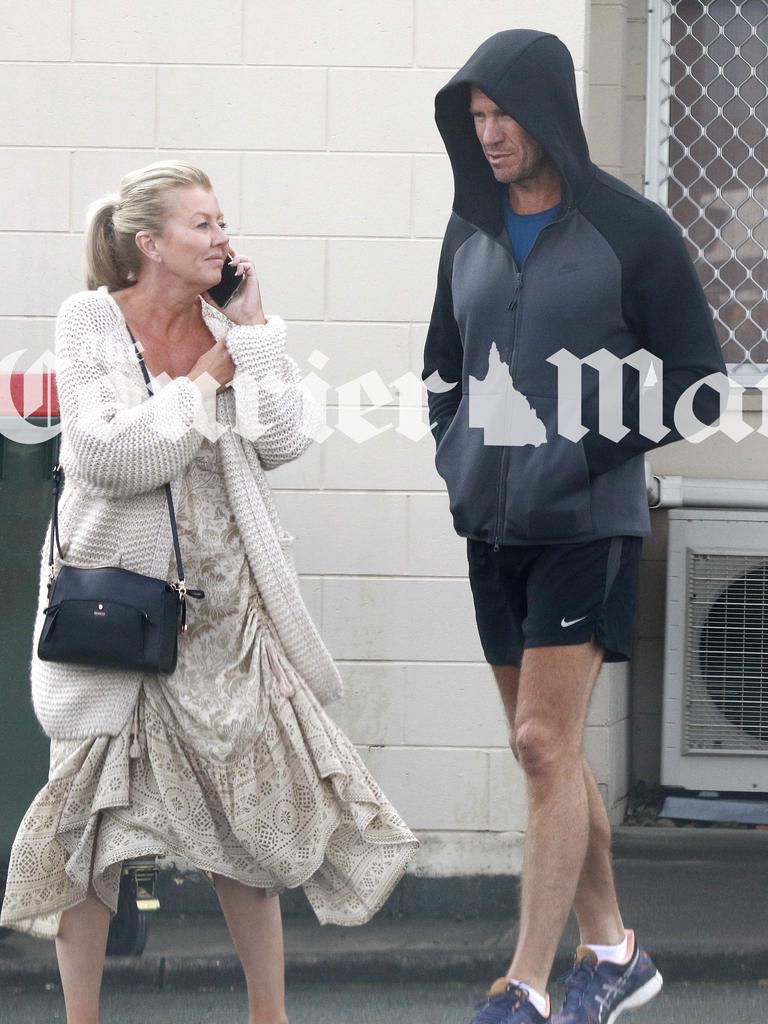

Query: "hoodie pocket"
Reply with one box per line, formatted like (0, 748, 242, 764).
(502, 395, 592, 540)
(436, 393, 592, 542)
(435, 395, 504, 539)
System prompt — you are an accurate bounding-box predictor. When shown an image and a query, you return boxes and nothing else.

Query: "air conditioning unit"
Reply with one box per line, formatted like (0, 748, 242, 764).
(662, 508, 768, 793)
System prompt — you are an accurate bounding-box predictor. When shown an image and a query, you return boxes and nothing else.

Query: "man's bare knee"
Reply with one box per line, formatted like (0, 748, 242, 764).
(515, 719, 556, 776)
(515, 718, 579, 777)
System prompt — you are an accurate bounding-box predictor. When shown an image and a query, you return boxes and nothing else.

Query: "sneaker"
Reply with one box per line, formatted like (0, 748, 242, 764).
(469, 978, 550, 1024)
(552, 932, 663, 1024)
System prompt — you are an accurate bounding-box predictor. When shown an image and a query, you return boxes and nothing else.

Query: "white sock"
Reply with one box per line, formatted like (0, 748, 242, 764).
(585, 929, 630, 964)
(508, 979, 549, 1018)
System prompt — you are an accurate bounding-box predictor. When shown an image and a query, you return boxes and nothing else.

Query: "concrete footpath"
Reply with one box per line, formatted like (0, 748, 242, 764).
(2, 827, 767, 990)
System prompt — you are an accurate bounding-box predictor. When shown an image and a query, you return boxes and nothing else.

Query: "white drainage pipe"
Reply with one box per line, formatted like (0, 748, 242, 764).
(646, 461, 768, 510)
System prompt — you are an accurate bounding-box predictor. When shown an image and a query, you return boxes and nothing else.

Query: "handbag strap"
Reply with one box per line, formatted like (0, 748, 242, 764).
(48, 434, 64, 581)
(46, 326, 204, 608)
(126, 324, 187, 589)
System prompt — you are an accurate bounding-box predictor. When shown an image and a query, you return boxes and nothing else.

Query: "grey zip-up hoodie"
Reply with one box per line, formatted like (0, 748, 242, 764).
(423, 30, 726, 547)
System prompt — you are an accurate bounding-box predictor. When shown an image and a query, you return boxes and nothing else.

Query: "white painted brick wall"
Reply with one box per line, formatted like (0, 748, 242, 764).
(72, 1, 244, 63)
(241, 154, 412, 237)
(327, 239, 441, 320)
(0, 152, 71, 232)
(0, 0, 71, 61)
(590, 4, 626, 86)
(1, 66, 156, 147)
(0, 0, 627, 878)
(316, 425, 441, 492)
(2, 235, 85, 317)
(322, 578, 484, 662)
(402, 664, 508, 748)
(360, 747, 490, 830)
(245, 0, 414, 67)
(331, 663, 406, 745)
(273, 492, 410, 576)
(156, 68, 328, 150)
(328, 69, 447, 152)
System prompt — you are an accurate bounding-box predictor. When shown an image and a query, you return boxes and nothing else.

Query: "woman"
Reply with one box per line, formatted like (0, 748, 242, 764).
(0, 161, 417, 1024)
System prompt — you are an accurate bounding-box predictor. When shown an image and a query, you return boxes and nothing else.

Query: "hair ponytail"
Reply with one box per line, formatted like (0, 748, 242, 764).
(82, 161, 213, 292)
(84, 194, 132, 291)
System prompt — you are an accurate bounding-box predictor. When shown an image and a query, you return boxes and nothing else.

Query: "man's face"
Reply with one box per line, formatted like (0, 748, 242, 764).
(470, 86, 546, 185)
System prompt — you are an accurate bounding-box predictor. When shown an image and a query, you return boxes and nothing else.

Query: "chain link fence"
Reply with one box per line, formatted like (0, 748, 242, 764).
(648, 0, 768, 384)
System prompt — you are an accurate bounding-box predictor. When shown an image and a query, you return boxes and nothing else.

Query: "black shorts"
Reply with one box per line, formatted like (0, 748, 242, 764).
(466, 536, 642, 666)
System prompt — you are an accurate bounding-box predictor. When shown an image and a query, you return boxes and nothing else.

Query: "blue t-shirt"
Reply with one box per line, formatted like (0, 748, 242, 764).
(503, 199, 561, 268)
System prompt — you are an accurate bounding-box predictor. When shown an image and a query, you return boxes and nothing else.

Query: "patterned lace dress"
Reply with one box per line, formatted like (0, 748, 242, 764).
(1, 436, 417, 938)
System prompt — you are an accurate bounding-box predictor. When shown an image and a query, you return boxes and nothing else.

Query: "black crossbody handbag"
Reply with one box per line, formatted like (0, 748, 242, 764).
(37, 327, 204, 674)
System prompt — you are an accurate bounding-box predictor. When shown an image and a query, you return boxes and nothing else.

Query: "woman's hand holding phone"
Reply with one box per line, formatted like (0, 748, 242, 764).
(206, 250, 266, 327)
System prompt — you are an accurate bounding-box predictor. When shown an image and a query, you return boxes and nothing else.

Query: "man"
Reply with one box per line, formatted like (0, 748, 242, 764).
(422, 29, 726, 1024)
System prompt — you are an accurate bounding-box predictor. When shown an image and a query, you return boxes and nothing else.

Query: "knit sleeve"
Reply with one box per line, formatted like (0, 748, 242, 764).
(224, 315, 321, 470)
(56, 293, 209, 498)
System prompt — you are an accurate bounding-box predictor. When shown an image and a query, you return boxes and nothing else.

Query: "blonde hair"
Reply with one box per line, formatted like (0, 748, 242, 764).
(84, 160, 213, 291)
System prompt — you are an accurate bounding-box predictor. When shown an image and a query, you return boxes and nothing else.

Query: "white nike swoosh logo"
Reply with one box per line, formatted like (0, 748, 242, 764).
(561, 615, 588, 628)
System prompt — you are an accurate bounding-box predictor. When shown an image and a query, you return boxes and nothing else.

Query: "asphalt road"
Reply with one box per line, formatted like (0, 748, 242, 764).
(3, 981, 768, 1023)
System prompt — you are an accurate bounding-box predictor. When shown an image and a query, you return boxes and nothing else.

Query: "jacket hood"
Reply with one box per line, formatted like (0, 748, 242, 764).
(435, 30, 593, 234)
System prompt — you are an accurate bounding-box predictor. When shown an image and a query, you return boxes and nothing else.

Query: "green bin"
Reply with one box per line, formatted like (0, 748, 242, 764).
(0, 379, 157, 953)
(0, 419, 58, 866)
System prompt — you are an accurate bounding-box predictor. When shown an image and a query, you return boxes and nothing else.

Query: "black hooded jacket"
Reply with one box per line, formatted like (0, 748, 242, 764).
(422, 30, 726, 547)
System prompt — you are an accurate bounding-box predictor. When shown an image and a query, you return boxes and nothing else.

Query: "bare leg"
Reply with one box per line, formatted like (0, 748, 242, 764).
(508, 642, 602, 992)
(494, 664, 625, 952)
(572, 762, 625, 945)
(213, 873, 288, 1024)
(490, 642, 611, 993)
(493, 664, 521, 749)
(55, 889, 112, 1024)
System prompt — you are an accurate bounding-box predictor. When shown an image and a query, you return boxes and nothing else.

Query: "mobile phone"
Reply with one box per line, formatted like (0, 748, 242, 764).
(206, 256, 243, 308)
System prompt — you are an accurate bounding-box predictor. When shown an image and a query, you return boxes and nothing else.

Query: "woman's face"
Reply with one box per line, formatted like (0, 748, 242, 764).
(151, 185, 230, 291)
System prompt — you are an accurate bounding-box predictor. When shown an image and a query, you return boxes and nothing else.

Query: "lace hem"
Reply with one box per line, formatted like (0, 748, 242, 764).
(1, 638, 417, 938)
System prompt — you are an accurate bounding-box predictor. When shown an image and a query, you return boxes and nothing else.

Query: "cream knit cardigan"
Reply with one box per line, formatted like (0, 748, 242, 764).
(31, 287, 343, 739)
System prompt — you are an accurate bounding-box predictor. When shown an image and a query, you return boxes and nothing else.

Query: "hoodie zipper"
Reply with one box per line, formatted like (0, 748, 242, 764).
(491, 206, 572, 551)
(492, 270, 522, 551)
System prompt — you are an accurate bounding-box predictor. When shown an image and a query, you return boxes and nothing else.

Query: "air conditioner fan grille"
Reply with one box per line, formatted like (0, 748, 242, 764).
(685, 553, 768, 753)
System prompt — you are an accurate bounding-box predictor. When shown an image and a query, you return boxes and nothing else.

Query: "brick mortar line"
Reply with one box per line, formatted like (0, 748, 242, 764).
(0, 61, 456, 71)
